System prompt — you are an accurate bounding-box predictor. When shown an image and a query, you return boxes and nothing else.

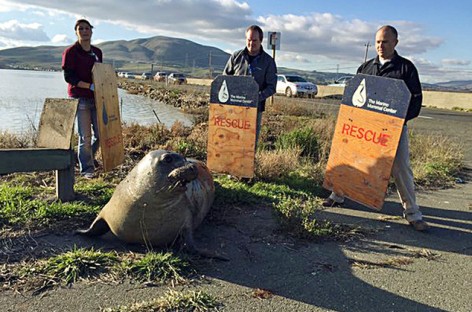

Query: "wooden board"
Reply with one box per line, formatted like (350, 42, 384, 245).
(0, 148, 73, 174)
(92, 63, 124, 172)
(207, 104, 257, 177)
(37, 98, 78, 149)
(323, 105, 404, 209)
(207, 75, 259, 178)
(323, 74, 411, 210)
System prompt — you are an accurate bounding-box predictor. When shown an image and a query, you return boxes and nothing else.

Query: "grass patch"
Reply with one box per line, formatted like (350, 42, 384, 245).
(273, 195, 339, 240)
(103, 290, 221, 312)
(214, 176, 348, 240)
(37, 246, 118, 285)
(0, 181, 105, 227)
(409, 132, 464, 188)
(275, 126, 319, 159)
(4, 249, 194, 293)
(10, 247, 119, 292)
(120, 252, 191, 285)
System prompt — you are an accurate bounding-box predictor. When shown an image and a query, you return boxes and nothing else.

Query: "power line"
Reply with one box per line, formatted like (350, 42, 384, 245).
(364, 42, 371, 63)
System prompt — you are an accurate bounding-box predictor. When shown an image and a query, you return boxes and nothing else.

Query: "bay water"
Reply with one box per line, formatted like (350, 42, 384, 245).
(0, 69, 193, 134)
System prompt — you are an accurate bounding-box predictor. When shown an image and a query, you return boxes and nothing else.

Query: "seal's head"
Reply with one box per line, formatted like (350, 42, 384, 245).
(130, 150, 198, 196)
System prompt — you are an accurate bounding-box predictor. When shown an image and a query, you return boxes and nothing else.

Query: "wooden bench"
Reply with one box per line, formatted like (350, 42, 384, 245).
(0, 98, 78, 202)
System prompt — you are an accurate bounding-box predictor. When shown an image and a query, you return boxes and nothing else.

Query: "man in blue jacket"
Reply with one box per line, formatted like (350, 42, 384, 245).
(323, 25, 429, 231)
(223, 25, 277, 145)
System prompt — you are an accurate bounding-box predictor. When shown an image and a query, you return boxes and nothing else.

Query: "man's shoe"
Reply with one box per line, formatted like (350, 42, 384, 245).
(409, 220, 430, 231)
(82, 172, 96, 179)
(322, 198, 343, 207)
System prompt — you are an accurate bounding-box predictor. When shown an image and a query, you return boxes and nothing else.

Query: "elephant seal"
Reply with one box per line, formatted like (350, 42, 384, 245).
(77, 150, 216, 254)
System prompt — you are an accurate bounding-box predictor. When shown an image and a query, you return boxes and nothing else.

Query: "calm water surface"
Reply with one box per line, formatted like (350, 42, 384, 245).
(0, 69, 193, 133)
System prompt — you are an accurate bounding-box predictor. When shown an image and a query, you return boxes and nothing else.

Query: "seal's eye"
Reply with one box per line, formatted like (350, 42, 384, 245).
(163, 154, 173, 163)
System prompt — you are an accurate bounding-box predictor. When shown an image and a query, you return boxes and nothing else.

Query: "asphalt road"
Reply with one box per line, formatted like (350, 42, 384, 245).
(412, 108, 472, 167)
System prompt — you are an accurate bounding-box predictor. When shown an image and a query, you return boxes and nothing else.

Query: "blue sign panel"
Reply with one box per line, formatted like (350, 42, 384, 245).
(341, 74, 411, 119)
(210, 75, 259, 108)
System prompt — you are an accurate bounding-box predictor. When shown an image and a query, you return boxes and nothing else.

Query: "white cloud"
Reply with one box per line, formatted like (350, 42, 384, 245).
(277, 52, 311, 64)
(0, 19, 49, 41)
(51, 33, 70, 44)
(1, 1, 444, 60)
(406, 56, 471, 83)
(1, 1, 470, 82)
(441, 58, 470, 66)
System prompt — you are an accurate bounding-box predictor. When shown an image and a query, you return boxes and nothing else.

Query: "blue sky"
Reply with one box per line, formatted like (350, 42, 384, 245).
(0, 0, 470, 83)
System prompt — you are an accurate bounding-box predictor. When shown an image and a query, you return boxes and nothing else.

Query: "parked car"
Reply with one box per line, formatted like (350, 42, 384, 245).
(328, 76, 353, 87)
(276, 74, 318, 98)
(154, 72, 168, 82)
(167, 73, 187, 85)
(140, 72, 152, 80)
(124, 72, 137, 79)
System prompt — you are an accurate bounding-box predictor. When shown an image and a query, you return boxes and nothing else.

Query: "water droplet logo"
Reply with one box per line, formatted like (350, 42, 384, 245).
(352, 79, 367, 107)
(218, 80, 229, 103)
(102, 102, 109, 125)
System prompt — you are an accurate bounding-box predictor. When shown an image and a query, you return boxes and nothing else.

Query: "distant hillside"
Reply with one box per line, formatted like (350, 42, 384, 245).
(435, 80, 472, 91)
(0, 36, 230, 74)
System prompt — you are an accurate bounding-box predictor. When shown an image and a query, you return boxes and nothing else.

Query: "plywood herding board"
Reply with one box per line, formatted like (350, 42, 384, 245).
(207, 104, 257, 178)
(92, 63, 124, 172)
(37, 98, 78, 149)
(323, 105, 404, 210)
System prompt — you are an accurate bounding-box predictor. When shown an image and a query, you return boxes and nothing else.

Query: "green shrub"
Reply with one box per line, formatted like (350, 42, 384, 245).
(275, 127, 319, 159)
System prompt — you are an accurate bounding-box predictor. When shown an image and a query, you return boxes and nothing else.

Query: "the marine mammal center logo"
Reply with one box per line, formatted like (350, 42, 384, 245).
(218, 80, 229, 103)
(352, 78, 367, 107)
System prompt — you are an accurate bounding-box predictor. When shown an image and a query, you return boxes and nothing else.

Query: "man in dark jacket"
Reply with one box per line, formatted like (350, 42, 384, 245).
(323, 25, 429, 231)
(223, 25, 277, 144)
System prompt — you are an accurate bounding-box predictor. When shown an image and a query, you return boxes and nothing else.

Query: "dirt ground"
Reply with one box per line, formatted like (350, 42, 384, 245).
(1, 107, 471, 312)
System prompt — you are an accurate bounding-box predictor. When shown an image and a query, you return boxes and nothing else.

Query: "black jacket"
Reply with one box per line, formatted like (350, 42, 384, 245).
(223, 47, 277, 111)
(357, 51, 422, 122)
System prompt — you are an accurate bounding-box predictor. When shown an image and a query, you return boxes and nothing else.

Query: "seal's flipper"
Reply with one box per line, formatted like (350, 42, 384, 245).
(75, 217, 110, 237)
(180, 227, 229, 261)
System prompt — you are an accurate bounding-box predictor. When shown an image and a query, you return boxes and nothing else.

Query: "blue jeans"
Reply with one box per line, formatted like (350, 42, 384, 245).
(76, 97, 99, 174)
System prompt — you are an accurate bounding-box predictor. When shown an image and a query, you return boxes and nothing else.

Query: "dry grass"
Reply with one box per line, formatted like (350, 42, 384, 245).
(0, 130, 37, 148)
(411, 248, 442, 261)
(255, 147, 302, 180)
(349, 256, 414, 269)
(409, 132, 464, 188)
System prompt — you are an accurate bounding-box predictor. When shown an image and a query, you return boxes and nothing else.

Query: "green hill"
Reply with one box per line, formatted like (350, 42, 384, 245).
(0, 35, 355, 82)
(0, 36, 230, 76)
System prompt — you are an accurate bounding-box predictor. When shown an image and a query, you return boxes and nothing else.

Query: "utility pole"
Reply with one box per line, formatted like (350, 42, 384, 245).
(208, 51, 213, 78)
(364, 42, 371, 63)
